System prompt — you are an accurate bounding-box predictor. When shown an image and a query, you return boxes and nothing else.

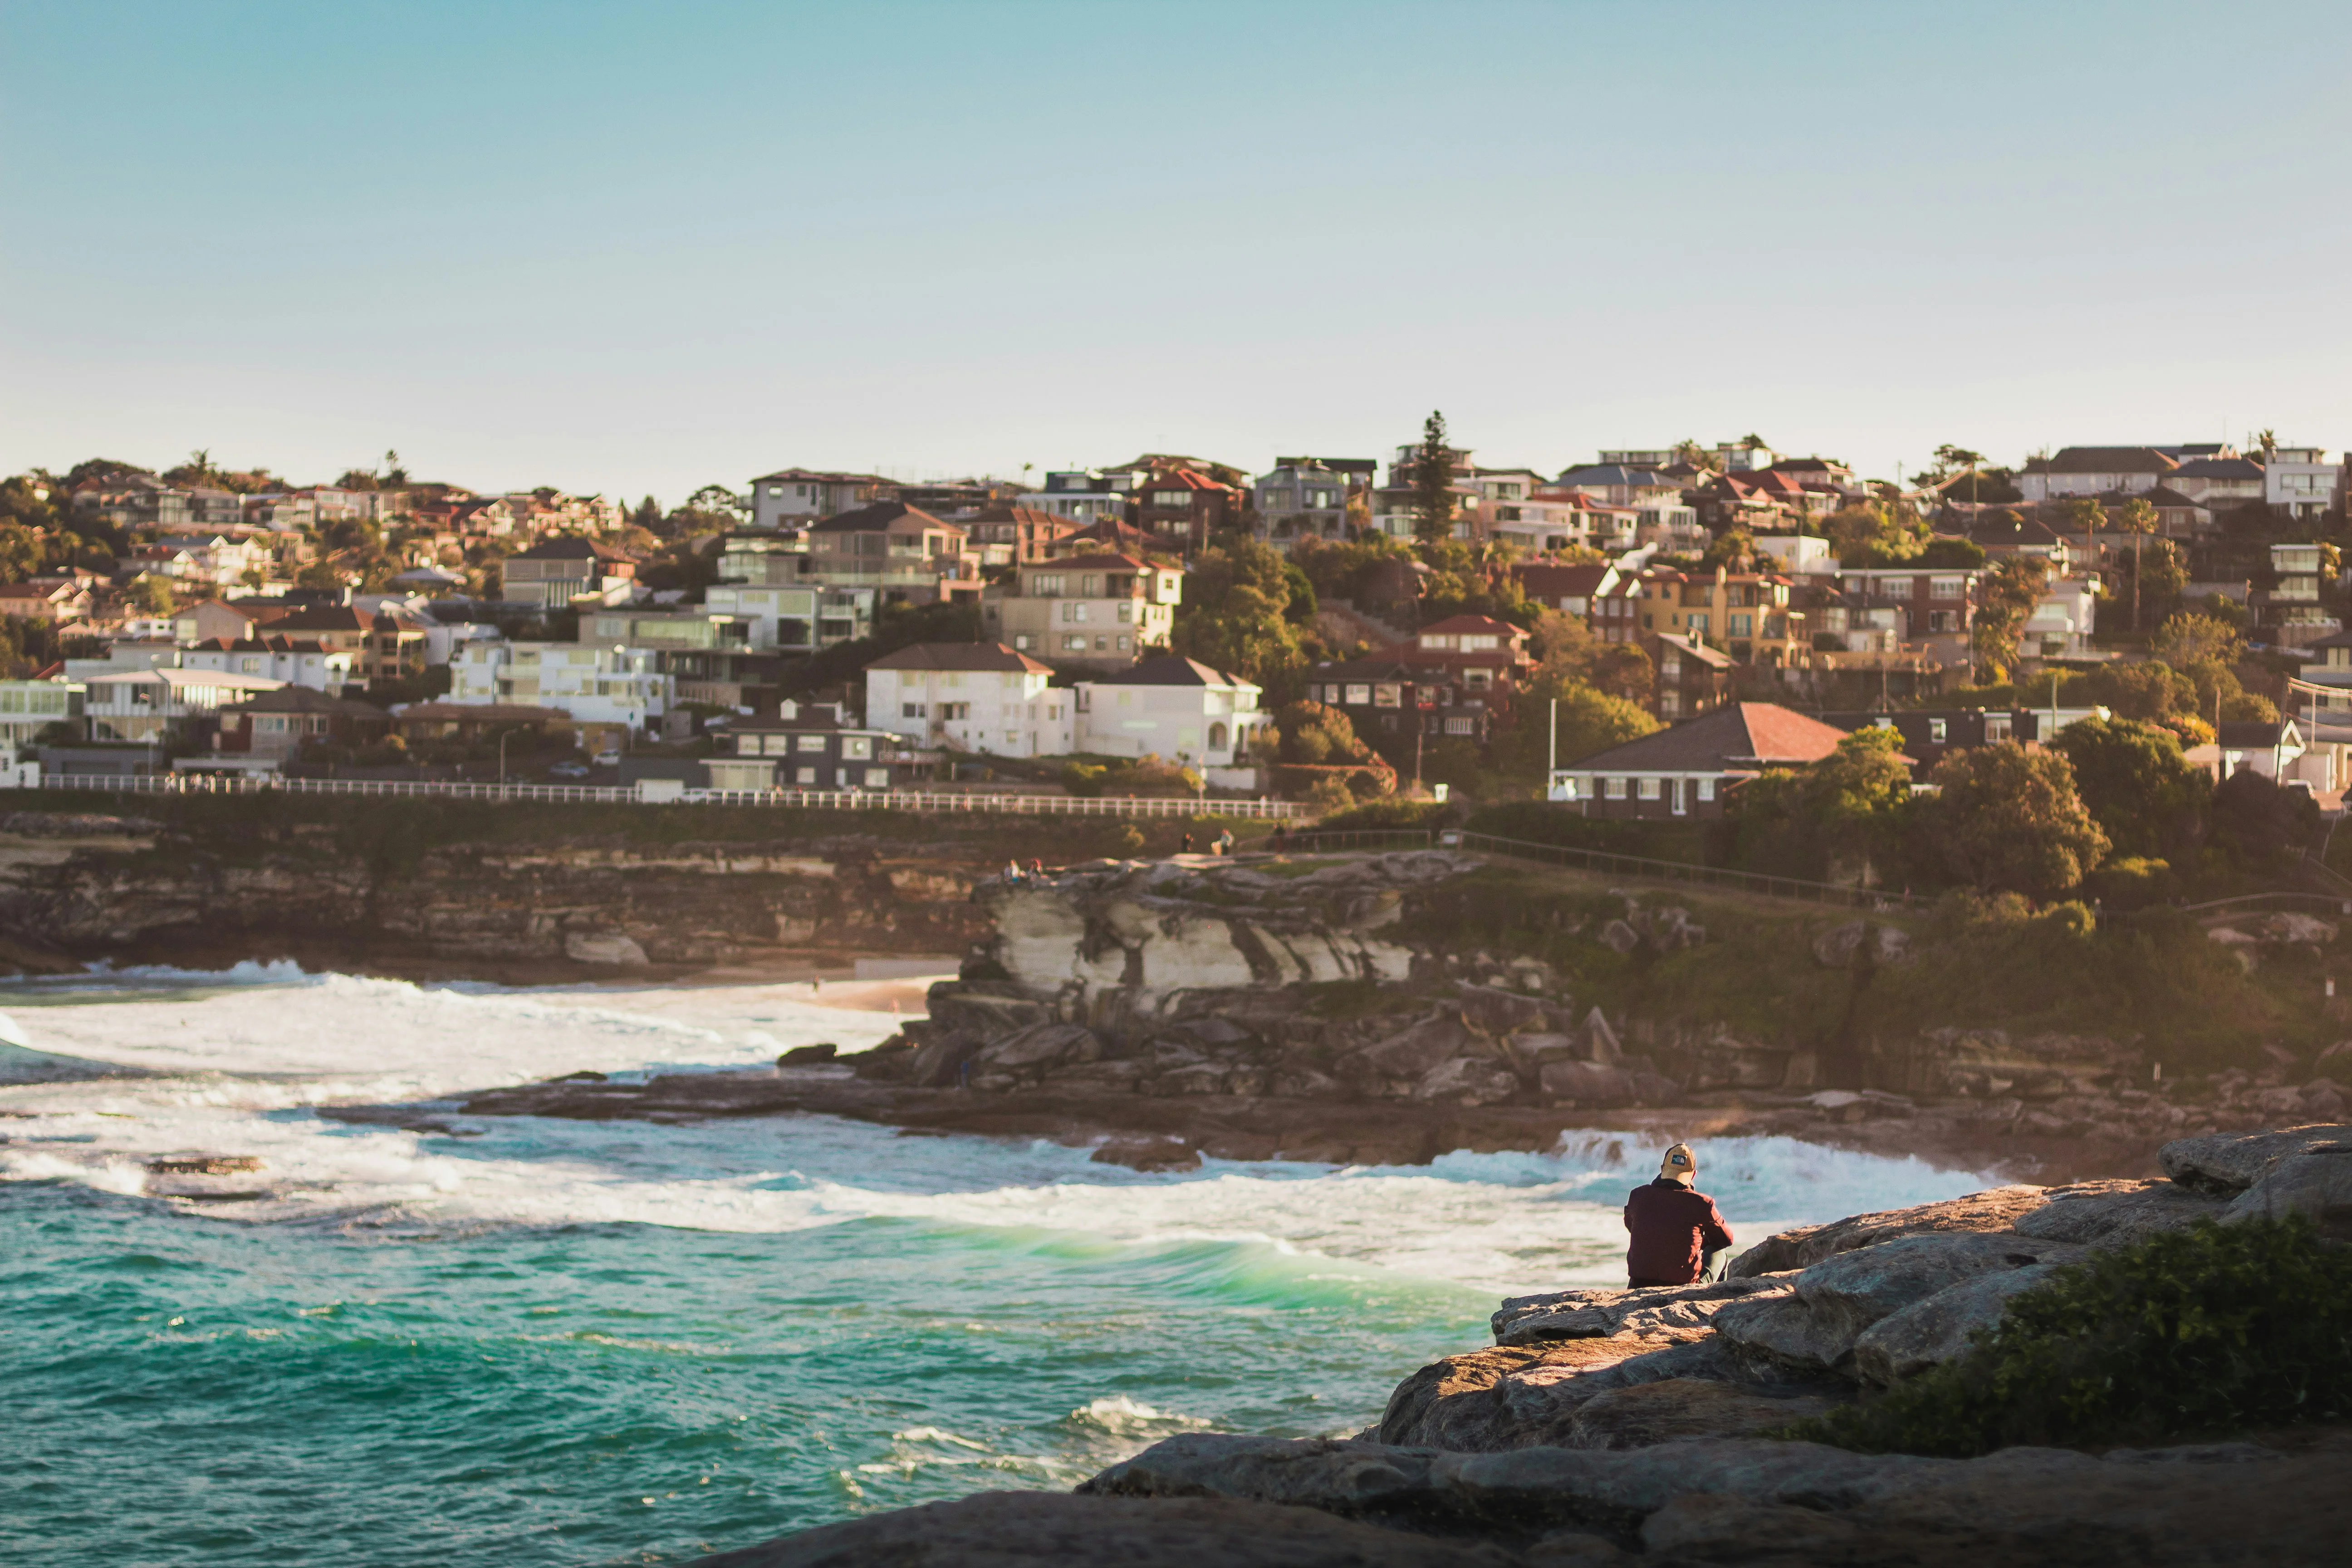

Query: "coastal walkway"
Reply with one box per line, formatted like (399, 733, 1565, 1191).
(27, 771, 1304, 818)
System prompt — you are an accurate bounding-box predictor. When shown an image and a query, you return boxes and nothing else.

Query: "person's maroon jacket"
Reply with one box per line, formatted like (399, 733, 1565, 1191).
(1623, 1177, 1735, 1286)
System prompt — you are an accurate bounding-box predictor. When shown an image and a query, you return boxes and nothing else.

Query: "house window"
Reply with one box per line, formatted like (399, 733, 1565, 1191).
(1986, 715, 2012, 741)
(1444, 716, 1475, 735)
(1929, 719, 1947, 743)
(1063, 634, 1088, 650)
(1883, 577, 1914, 599)
(1345, 683, 1372, 705)
(796, 734, 827, 753)
(1638, 778, 1662, 800)
(864, 768, 889, 788)
(1931, 576, 1964, 599)
(1730, 613, 1752, 637)
(1032, 574, 1064, 596)
(795, 766, 817, 784)
(902, 702, 925, 719)
(1697, 778, 1715, 802)
(1374, 684, 1401, 707)
(843, 736, 873, 760)
(1604, 777, 1627, 799)
(1116, 635, 1130, 651)
(1151, 490, 1188, 508)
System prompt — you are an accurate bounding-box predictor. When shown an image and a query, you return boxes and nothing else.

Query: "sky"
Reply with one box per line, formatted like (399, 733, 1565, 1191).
(5, 0, 2351, 505)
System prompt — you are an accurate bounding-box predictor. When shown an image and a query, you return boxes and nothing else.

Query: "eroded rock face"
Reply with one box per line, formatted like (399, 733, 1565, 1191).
(981, 853, 1477, 1008)
(2010, 1178, 2227, 1245)
(1727, 1186, 2049, 1278)
(2159, 1122, 2352, 1194)
(1492, 1279, 1791, 1348)
(2224, 1145, 2352, 1240)
(1076, 1430, 2352, 1564)
(1848, 1262, 2067, 1386)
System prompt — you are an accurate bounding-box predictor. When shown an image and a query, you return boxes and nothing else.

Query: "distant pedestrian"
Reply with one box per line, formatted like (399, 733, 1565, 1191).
(1269, 823, 1290, 853)
(1180, 833, 1194, 855)
(1028, 858, 1045, 878)
(1623, 1142, 1735, 1289)
(1004, 858, 1024, 883)
(1214, 828, 1235, 856)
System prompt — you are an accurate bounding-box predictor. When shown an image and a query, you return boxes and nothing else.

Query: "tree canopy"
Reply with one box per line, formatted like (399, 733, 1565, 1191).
(2049, 716, 2210, 862)
(1916, 742, 2109, 900)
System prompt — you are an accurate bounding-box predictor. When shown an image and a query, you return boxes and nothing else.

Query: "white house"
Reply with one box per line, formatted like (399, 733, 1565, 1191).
(0, 678, 79, 745)
(80, 669, 288, 744)
(862, 642, 1070, 758)
(2264, 448, 2341, 521)
(2023, 576, 2102, 660)
(446, 641, 673, 730)
(1074, 656, 1264, 767)
(181, 639, 354, 693)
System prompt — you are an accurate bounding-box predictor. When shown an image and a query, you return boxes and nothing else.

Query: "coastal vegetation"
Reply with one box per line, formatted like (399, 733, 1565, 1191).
(1784, 1215, 2352, 1455)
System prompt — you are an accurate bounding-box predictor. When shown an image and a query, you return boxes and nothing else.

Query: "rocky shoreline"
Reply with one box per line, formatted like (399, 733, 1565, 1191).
(398, 847, 2347, 1182)
(687, 1121, 2352, 1566)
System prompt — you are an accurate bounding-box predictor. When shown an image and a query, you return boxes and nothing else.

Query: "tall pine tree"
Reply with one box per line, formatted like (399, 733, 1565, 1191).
(1409, 410, 1458, 545)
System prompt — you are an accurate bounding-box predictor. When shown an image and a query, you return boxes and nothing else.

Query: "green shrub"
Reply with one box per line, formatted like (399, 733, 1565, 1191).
(2085, 855, 2181, 910)
(1784, 1217, 2352, 1456)
(1061, 762, 1108, 798)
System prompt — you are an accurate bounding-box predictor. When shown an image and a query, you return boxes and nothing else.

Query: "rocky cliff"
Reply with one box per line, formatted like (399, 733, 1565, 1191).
(689, 1122, 2352, 1566)
(854, 851, 2347, 1179)
(0, 809, 993, 976)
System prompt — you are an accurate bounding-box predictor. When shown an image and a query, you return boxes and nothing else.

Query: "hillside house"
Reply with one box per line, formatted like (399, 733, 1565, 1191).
(1548, 701, 1854, 818)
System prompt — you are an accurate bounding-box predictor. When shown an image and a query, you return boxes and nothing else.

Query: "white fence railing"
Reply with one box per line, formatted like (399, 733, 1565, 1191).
(31, 772, 1306, 818)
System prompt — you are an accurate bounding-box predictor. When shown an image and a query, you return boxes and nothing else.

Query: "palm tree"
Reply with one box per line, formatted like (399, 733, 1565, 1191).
(2252, 429, 2278, 461)
(2061, 496, 2106, 600)
(2117, 497, 2159, 634)
(1935, 444, 1987, 505)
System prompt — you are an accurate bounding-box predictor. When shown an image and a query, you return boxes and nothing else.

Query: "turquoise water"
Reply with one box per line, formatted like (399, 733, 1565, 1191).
(0, 969, 1994, 1566)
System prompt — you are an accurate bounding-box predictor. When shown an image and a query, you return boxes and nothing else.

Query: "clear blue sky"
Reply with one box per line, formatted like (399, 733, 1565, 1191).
(5, 1, 2349, 504)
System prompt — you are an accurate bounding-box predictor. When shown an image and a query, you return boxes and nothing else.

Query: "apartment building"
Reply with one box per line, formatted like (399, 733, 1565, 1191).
(2265, 448, 2341, 520)
(964, 505, 1080, 566)
(979, 553, 1182, 667)
(802, 502, 979, 605)
(747, 469, 887, 529)
(1133, 468, 1242, 553)
(447, 642, 673, 729)
(1832, 567, 1979, 665)
(701, 583, 874, 652)
(862, 643, 1070, 758)
(1015, 470, 1139, 527)
(1254, 458, 1369, 549)
(499, 537, 638, 609)
(1631, 567, 1810, 666)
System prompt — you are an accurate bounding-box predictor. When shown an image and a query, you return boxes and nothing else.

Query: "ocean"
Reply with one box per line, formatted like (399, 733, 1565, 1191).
(0, 966, 1993, 1566)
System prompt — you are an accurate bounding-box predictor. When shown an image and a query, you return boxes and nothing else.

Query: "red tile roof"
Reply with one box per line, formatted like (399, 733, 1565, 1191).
(1561, 702, 1850, 771)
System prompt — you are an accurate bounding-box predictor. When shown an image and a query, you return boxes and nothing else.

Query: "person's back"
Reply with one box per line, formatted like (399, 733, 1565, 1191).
(1623, 1142, 1734, 1288)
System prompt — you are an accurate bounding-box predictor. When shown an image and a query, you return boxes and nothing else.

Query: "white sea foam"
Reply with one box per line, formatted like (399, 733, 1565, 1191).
(0, 967, 1998, 1293)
